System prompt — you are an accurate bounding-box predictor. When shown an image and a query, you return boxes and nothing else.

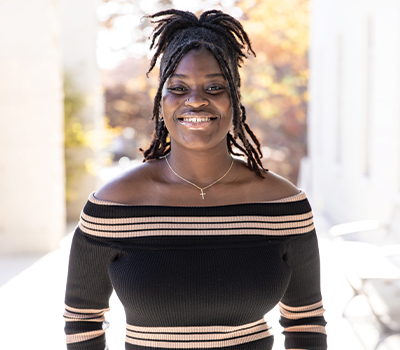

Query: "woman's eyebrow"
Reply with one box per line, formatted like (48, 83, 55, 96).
(206, 73, 226, 79)
(169, 73, 226, 79)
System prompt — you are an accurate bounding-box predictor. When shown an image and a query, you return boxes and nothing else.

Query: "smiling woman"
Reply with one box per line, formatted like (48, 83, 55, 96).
(140, 10, 265, 179)
(64, 9, 327, 350)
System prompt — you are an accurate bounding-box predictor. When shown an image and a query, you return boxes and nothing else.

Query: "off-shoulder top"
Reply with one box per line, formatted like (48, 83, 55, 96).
(64, 191, 327, 350)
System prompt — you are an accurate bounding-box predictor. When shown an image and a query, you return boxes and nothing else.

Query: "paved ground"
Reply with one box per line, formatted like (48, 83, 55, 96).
(0, 217, 399, 350)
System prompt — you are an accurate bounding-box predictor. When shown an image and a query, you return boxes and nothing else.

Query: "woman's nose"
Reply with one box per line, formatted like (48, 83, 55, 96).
(184, 90, 209, 108)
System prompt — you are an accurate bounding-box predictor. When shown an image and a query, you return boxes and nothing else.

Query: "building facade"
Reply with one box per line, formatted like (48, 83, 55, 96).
(304, 0, 400, 225)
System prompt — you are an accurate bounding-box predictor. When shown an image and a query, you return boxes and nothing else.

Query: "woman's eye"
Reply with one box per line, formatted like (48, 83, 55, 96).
(207, 86, 224, 92)
(168, 86, 186, 93)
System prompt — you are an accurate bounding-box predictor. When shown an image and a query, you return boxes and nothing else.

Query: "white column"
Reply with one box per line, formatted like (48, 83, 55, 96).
(308, 0, 400, 223)
(60, 0, 104, 221)
(0, 0, 65, 253)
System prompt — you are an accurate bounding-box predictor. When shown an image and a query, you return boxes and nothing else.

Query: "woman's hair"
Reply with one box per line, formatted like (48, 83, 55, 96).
(141, 9, 266, 176)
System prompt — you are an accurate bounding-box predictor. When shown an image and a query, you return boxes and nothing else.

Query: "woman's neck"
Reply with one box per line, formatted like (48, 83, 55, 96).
(165, 148, 234, 188)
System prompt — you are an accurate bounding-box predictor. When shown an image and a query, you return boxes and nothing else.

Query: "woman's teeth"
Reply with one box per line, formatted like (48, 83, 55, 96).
(181, 117, 212, 122)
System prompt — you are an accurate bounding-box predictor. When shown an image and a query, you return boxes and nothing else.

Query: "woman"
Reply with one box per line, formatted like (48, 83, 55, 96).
(64, 9, 327, 350)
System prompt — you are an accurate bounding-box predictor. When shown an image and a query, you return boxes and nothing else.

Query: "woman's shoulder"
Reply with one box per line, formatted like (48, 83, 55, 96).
(237, 161, 301, 203)
(93, 159, 303, 206)
(259, 170, 301, 201)
(94, 160, 163, 205)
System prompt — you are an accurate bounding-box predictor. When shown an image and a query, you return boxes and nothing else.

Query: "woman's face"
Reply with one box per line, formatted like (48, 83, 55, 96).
(161, 48, 233, 153)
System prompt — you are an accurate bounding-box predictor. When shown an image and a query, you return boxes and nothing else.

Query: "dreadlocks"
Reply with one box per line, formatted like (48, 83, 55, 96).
(141, 9, 266, 177)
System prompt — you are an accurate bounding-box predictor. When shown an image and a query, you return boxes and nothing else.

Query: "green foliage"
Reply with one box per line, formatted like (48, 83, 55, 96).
(63, 73, 87, 202)
(64, 74, 86, 148)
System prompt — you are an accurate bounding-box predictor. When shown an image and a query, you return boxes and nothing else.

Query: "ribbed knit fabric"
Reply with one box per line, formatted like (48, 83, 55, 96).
(64, 191, 327, 350)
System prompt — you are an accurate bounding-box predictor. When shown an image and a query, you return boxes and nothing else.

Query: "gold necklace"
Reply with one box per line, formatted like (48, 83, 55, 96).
(165, 156, 234, 200)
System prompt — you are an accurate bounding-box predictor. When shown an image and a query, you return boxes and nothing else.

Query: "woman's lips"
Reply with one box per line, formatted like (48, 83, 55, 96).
(178, 113, 217, 129)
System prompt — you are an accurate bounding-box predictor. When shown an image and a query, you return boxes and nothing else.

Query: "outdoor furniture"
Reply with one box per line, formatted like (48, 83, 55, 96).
(329, 213, 400, 349)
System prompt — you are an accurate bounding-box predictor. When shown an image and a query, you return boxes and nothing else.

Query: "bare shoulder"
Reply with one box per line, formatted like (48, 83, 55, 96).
(262, 170, 300, 200)
(241, 165, 300, 202)
(94, 160, 162, 205)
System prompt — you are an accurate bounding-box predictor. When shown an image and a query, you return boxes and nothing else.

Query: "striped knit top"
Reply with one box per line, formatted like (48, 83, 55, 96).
(64, 190, 327, 350)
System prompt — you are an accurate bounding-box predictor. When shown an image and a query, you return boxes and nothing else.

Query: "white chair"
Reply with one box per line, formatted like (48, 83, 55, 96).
(329, 210, 400, 349)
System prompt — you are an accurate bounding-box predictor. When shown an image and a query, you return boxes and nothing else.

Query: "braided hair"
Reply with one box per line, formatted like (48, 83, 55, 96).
(141, 9, 266, 177)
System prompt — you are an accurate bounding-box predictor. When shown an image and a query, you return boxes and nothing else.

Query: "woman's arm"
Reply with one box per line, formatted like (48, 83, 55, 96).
(279, 229, 328, 350)
(64, 223, 116, 349)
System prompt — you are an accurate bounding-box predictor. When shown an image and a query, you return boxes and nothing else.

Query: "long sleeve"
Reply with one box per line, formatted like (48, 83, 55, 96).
(279, 229, 327, 350)
(64, 226, 117, 350)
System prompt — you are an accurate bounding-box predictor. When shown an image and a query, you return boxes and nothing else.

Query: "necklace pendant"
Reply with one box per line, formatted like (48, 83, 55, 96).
(165, 156, 234, 201)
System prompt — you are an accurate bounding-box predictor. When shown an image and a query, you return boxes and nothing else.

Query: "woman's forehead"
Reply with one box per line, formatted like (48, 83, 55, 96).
(171, 49, 225, 77)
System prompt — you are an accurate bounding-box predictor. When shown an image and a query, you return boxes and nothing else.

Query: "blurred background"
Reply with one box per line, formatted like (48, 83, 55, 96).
(0, 0, 400, 349)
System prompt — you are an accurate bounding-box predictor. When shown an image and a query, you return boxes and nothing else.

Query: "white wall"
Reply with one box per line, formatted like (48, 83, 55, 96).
(306, 0, 400, 224)
(60, 0, 104, 221)
(0, 0, 65, 253)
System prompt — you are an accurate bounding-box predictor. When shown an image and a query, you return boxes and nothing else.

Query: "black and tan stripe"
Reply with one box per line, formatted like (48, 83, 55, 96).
(64, 304, 110, 344)
(78, 191, 314, 239)
(63, 304, 109, 323)
(279, 301, 327, 336)
(66, 330, 106, 345)
(125, 319, 272, 348)
(279, 301, 325, 321)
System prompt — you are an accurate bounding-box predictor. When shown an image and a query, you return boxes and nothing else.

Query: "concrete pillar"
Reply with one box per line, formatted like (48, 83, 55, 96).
(60, 0, 104, 221)
(0, 0, 65, 254)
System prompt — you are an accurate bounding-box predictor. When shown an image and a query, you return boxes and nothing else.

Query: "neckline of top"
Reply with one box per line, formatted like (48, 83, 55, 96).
(88, 190, 306, 208)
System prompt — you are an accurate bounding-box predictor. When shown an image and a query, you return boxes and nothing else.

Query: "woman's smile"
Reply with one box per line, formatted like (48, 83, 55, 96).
(178, 112, 218, 129)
